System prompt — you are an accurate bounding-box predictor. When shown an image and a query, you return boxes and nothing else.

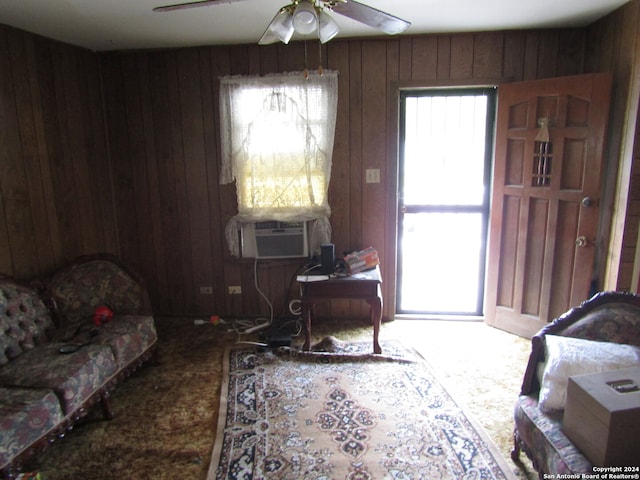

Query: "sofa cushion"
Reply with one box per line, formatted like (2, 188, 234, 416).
(514, 394, 592, 474)
(1, 279, 55, 366)
(537, 335, 640, 413)
(0, 387, 64, 470)
(85, 315, 156, 369)
(0, 343, 117, 414)
(46, 258, 151, 325)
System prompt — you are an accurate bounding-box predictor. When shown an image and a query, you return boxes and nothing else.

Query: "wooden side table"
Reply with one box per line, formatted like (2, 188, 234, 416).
(298, 265, 383, 354)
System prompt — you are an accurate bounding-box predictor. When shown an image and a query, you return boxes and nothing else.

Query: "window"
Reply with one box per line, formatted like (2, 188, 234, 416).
(219, 71, 338, 256)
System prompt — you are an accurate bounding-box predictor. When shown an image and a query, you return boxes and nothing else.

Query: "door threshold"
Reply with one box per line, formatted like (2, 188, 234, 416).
(394, 314, 484, 322)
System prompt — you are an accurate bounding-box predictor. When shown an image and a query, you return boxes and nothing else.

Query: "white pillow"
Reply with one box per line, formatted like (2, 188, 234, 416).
(537, 335, 640, 413)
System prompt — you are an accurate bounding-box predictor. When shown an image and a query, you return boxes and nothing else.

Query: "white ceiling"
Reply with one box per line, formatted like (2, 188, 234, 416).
(0, 0, 632, 52)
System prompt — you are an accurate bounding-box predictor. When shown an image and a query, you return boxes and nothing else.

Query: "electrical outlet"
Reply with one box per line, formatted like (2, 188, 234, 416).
(199, 286, 213, 295)
(365, 168, 381, 183)
(228, 286, 242, 295)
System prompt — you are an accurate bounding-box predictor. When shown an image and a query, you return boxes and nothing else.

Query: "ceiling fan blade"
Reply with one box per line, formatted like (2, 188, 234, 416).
(153, 0, 248, 13)
(328, 0, 410, 35)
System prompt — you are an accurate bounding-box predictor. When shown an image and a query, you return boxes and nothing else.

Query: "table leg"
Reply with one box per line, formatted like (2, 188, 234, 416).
(367, 293, 382, 354)
(302, 301, 312, 351)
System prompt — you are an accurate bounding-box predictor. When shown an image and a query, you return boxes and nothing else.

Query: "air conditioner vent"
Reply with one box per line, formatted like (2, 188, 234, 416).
(241, 221, 309, 259)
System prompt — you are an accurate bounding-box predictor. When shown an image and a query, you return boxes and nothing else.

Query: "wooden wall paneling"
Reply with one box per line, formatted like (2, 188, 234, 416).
(3, 20, 620, 318)
(47, 42, 87, 262)
(277, 41, 306, 74)
(258, 262, 273, 318)
(241, 260, 259, 315)
(359, 40, 387, 319)
(397, 37, 413, 81)
(535, 30, 560, 79)
(65, 47, 105, 254)
(143, 52, 181, 313)
(326, 40, 351, 254)
(31, 38, 71, 269)
(167, 50, 196, 312)
(585, 11, 619, 74)
(176, 48, 216, 313)
(106, 54, 142, 267)
(122, 54, 156, 280)
(207, 46, 238, 314)
(221, 45, 251, 317)
(347, 40, 363, 252)
(588, 2, 640, 291)
(28, 36, 63, 271)
(473, 32, 504, 79)
(247, 44, 261, 76)
(410, 36, 438, 80)
(84, 50, 117, 258)
(198, 48, 226, 315)
(325, 40, 352, 318)
(54, 44, 97, 256)
(450, 34, 474, 80)
(503, 31, 527, 82)
(557, 30, 586, 77)
(100, 54, 130, 263)
(0, 27, 16, 274)
(0, 28, 39, 277)
(5, 29, 51, 276)
(346, 40, 365, 318)
(228, 45, 251, 75)
(584, 13, 624, 291)
(135, 53, 167, 313)
(523, 31, 542, 80)
(258, 44, 279, 74)
(436, 35, 452, 80)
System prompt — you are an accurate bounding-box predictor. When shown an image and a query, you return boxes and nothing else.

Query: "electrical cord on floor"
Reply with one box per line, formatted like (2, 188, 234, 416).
(233, 257, 273, 342)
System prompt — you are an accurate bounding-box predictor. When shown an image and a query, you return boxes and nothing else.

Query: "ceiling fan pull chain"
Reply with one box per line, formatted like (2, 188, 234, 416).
(303, 39, 309, 79)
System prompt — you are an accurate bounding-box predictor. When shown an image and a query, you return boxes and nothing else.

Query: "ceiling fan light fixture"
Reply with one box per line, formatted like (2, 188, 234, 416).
(259, 9, 295, 45)
(293, 0, 318, 35)
(318, 11, 339, 43)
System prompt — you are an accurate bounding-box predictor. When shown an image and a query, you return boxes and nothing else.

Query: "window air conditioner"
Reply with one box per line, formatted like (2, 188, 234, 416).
(241, 221, 309, 259)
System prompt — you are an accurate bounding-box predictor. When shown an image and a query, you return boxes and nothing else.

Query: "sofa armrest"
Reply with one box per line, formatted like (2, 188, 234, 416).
(519, 291, 640, 396)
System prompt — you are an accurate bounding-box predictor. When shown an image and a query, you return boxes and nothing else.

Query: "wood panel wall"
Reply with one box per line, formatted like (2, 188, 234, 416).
(2, 10, 638, 320)
(0, 25, 117, 279)
(97, 29, 588, 319)
(584, 0, 640, 292)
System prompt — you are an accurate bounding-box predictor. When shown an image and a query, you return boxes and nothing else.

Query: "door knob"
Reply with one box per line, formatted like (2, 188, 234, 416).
(581, 197, 593, 207)
(575, 236, 588, 247)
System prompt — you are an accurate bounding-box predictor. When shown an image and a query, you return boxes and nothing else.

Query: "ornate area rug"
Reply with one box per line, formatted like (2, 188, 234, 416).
(207, 337, 516, 480)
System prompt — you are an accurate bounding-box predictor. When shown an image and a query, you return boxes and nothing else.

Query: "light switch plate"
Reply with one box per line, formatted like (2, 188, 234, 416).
(365, 168, 380, 183)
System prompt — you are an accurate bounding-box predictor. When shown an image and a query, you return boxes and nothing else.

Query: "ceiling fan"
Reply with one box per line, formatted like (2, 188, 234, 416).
(153, 0, 411, 45)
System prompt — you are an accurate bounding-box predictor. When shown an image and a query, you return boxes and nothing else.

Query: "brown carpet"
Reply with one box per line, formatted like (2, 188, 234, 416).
(27, 316, 537, 479)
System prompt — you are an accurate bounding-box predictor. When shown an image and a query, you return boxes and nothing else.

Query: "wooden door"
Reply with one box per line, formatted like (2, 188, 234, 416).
(485, 73, 612, 338)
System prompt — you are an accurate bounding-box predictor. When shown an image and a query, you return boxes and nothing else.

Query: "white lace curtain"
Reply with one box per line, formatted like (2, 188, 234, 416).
(219, 71, 338, 256)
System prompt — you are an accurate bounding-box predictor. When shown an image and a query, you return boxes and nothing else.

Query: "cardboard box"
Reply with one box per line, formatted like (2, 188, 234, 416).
(344, 247, 379, 274)
(562, 366, 640, 466)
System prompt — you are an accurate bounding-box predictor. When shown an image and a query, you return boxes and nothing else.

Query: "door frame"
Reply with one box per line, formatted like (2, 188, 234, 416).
(395, 87, 497, 315)
(385, 79, 503, 320)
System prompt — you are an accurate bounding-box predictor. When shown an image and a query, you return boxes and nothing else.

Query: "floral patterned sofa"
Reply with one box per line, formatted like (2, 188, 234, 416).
(0, 254, 157, 478)
(511, 291, 640, 477)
